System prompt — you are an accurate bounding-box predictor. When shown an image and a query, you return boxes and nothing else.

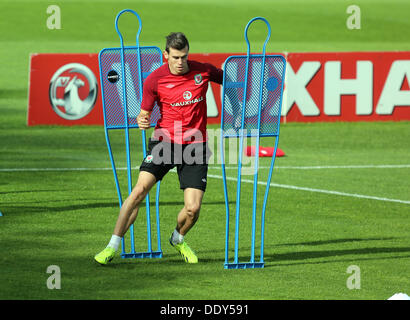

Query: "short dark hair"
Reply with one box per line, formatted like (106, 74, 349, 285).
(165, 32, 189, 53)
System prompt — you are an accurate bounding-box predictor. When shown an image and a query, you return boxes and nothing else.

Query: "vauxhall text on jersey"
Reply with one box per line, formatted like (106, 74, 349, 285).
(141, 60, 223, 144)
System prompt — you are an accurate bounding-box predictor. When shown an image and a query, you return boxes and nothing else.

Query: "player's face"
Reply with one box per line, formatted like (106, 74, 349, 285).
(164, 46, 189, 75)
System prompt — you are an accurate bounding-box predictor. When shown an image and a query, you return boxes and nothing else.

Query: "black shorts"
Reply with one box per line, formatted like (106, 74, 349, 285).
(139, 139, 212, 191)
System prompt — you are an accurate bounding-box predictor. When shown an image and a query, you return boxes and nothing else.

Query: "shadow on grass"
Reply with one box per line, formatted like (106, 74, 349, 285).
(132, 246, 410, 268)
(199, 237, 401, 256)
(0, 189, 64, 195)
(0, 199, 232, 215)
(1, 202, 120, 214)
(263, 246, 410, 264)
(273, 237, 398, 247)
(0, 88, 27, 99)
(198, 237, 410, 267)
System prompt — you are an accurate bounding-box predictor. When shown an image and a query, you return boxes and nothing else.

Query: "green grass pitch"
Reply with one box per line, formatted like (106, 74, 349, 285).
(0, 0, 409, 300)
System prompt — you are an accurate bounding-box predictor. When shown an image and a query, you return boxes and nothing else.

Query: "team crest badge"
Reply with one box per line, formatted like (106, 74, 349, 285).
(144, 155, 153, 163)
(194, 73, 203, 85)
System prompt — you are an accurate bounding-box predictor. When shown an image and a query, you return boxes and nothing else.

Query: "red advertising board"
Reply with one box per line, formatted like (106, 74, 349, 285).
(28, 53, 103, 126)
(284, 51, 410, 122)
(27, 51, 410, 126)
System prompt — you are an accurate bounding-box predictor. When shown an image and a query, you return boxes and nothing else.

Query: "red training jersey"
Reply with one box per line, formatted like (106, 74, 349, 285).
(141, 60, 223, 144)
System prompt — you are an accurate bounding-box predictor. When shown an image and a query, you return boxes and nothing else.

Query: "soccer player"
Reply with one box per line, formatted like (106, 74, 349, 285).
(95, 32, 223, 265)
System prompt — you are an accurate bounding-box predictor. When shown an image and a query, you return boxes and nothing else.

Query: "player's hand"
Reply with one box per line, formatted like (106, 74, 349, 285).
(137, 112, 150, 130)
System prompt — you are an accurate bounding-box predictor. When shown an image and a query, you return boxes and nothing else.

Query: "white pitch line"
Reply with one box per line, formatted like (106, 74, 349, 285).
(207, 174, 410, 205)
(1, 166, 409, 204)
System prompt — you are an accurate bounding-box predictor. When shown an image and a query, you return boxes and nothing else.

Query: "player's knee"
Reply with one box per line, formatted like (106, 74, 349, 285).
(130, 184, 149, 204)
(185, 202, 201, 219)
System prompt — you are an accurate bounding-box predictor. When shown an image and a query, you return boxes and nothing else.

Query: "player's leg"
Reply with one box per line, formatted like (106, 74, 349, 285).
(174, 142, 209, 236)
(115, 137, 169, 236)
(176, 187, 204, 236)
(94, 171, 156, 265)
(95, 138, 172, 265)
(113, 171, 157, 237)
(169, 188, 204, 264)
(169, 142, 209, 264)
